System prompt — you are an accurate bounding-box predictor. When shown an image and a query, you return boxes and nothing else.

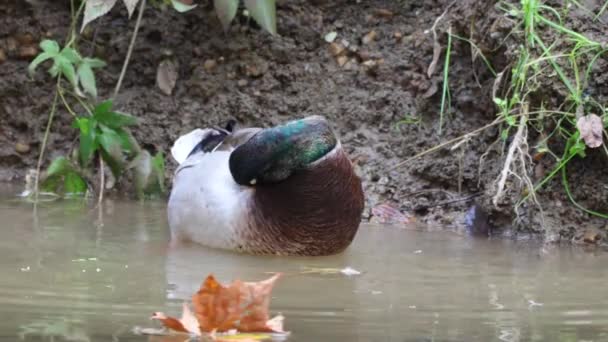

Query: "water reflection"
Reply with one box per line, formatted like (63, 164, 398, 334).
(1, 188, 608, 341)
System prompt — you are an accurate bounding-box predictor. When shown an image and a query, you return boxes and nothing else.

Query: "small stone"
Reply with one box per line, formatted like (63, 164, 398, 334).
(394, 31, 403, 41)
(0, 49, 6, 64)
(16, 33, 35, 46)
(245, 62, 268, 78)
(15, 142, 30, 154)
(362, 30, 377, 44)
(583, 228, 602, 244)
(237, 79, 248, 87)
(336, 55, 348, 67)
(328, 42, 346, 57)
(18, 46, 38, 59)
(357, 50, 371, 61)
(6, 37, 17, 52)
(373, 8, 394, 18)
(203, 59, 217, 72)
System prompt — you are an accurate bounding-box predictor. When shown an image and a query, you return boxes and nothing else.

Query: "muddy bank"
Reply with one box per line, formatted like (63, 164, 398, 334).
(1, 0, 607, 243)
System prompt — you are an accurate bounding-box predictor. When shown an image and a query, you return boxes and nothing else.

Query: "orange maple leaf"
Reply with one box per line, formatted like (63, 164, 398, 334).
(151, 273, 283, 335)
(193, 273, 281, 333)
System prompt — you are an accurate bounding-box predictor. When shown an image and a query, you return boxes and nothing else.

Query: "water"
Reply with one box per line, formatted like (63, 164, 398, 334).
(1, 188, 608, 341)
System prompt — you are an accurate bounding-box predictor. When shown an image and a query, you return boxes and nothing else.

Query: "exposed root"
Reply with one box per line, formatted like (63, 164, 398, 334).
(492, 104, 541, 223)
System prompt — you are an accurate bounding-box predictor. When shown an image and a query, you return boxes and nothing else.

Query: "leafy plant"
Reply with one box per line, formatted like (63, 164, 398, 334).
(28, 39, 106, 98)
(29, 39, 165, 200)
(82, 0, 278, 35)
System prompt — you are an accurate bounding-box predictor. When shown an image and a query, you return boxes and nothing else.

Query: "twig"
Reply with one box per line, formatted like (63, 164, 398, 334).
(427, 0, 457, 77)
(388, 118, 501, 171)
(98, 156, 105, 206)
(114, 0, 146, 98)
(33, 78, 61, 202)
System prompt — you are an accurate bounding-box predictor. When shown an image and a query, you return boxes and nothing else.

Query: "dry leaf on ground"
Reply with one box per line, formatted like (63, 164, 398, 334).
(577, 114, 603, 148)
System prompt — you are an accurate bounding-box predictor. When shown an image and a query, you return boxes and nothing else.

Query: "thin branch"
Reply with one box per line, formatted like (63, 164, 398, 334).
(114, 0, 146, 97)
(33, 78, 61, 202)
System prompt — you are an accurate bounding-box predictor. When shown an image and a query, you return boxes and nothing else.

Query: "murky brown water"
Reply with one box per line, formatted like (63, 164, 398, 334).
(1, 187, 608, 342)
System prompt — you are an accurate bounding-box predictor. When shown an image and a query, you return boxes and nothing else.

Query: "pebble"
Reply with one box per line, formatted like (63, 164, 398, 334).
(328, 42, 346, 56)
(18, 46, 38, 59)
(0, 49, 6, 64)
(15, 142, 30, 154)
(6, 37, 17, 52)
(336, 55, 348, 67)
(373, 8, 394, 18)
(237, 79, 248, 87)
(583, 227, 602, 244)
(394, 31, 403, 41)
(203, 59, 217, 72)
(362, 30, 377, 45)
(16, 33, 35, 46)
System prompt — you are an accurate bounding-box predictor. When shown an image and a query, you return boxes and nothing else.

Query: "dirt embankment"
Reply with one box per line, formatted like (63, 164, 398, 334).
(1, 0, 607, 243)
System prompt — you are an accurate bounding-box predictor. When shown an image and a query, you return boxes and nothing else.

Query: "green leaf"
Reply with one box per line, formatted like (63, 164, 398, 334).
(64, 171, 87, 195)
(170, 0, 197, 12)
(151, 151, 166, 192)
(58, 56, 78, 89)
(81, 0, 119, 32)
(98, 125, 126, 176)
(214, 0, 239, 30)
(40, 40, 60, 54)
(60, 47, 82, 64)
(78, 63, 97, 98)
(94, 99, 113, 116)
(244, 0, 277, 35)
(94, 107, 138, 128)
(114, 127, 134, 153)
(83, 57, 107, 68)
(28, 52, 56, 76)
(46, 156, 71, 177)
(76, 117, 97, 166)
(132, 150, 152, 199)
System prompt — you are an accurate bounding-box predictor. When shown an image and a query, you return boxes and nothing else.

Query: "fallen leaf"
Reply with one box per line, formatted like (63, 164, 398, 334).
(193, 274, 281, 333)
(149, 273, 284, 337)
(151, 302, 200, 335)
(371, 203, 412, 225)
(156, 59, 178, 95)
(577, 114, 603, 148)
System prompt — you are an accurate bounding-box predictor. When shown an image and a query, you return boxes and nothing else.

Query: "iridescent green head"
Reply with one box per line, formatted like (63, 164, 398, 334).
(229, 116, 337, 185)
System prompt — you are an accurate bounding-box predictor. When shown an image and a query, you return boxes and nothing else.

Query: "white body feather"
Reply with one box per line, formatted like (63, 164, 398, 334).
(167, 150, 253, 249)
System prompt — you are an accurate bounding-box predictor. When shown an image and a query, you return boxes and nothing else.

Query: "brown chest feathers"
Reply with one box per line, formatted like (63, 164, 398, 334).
(241, 148, 364, 256)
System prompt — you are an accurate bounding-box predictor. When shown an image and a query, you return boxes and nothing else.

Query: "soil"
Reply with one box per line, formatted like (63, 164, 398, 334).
(1, 0, 607, 244)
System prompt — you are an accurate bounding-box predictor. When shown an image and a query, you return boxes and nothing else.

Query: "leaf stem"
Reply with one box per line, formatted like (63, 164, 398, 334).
(114, 0, 146, 98)
(34, 77, 61, 202)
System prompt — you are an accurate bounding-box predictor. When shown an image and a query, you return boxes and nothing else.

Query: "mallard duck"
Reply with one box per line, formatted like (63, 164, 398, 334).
(167, 116, 364, 256)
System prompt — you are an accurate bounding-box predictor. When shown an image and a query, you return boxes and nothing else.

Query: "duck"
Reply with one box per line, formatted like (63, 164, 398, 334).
(167, 116, 364, 256)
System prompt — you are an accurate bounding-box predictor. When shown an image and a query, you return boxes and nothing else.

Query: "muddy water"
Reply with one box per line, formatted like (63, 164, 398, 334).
(1, 190, 608, 342)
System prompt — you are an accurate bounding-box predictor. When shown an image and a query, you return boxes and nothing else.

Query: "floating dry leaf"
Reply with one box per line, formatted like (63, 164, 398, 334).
(577, 114, 603, 148)
(156, 59, 178, 96)
(150, 273, 284, 338)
